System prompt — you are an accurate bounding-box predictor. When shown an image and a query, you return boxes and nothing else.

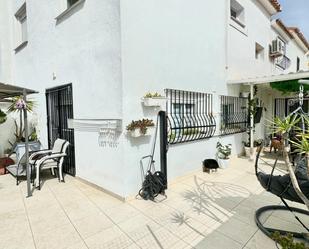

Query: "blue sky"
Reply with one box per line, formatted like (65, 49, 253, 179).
(276, 0, 309, 39)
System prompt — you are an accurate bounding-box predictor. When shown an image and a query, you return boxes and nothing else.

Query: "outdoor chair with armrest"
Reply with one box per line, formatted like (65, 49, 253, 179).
(30, 139, 69, 190)
(6, 142, 41, 185)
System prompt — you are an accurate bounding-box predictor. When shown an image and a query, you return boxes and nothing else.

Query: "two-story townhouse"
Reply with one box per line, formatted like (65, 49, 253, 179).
(0, 0, 308, 199)
(0, 0, 231, 199)
(227, 0, 309, 147)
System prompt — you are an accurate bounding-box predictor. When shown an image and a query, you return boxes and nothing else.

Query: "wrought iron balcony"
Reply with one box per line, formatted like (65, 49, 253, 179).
(276, 55, 291, 70)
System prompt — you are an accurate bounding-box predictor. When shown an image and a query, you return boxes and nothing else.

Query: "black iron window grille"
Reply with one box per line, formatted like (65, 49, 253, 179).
(220, 95, 248, 136)
(165, 89, 216, 144)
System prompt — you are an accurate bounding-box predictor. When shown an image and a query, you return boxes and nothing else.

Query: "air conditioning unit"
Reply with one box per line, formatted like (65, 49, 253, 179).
(270, 38, 285, 57)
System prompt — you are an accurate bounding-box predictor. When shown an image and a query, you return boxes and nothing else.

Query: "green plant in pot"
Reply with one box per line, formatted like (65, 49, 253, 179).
(142, 92, 166, 107)
(216, 142, 232, 169)
(0, 109, 7, 125)
(126, 119, 155, 137)
(243, 137, 263, 158)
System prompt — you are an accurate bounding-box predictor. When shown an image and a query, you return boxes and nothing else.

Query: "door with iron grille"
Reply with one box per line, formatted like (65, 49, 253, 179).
(46, 84, 76, 176)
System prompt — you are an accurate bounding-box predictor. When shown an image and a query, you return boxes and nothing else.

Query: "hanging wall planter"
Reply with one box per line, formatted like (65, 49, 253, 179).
(142, 92, 166, 107)
(126, 119, 155, 138)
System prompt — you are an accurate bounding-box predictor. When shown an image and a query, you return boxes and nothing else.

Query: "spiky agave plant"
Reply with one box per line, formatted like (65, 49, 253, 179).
(270, 113, 309, 210)
(7, 96, 34, 143)
(269, 114, 301, 138)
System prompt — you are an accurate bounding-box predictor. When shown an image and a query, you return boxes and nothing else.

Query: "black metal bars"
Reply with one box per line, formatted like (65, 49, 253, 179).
(46, 84, 76, 176)
(165, 89, 216, 144)
(220, 95, 248, 136)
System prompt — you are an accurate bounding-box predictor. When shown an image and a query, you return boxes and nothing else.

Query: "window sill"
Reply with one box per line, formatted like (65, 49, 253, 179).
(229, 18, 248, 36)
(14, 41, 28, 53)
(231, 16, 246, 28)
(55, 0, 85, 23)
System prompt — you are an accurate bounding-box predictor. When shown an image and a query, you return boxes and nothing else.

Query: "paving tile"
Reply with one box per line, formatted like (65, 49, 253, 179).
(231, 203, 270, 226)
(104, 203, 141, 224)
(264, 215, 307, 233)
(0, 209, 28, 234)
(85, 226, 134, 249)
(28, 203, 71, 234)
(215, 217, 258, 245)
(61, 197, 101, 221)
(33, 223, 82, 249)
(66, 241, 89, 249)
(194, 230, 243, 249)
(0, 214, 35, 249)
(117, 213, 160, 242)
(135, 226, 181, 249)
(72, 212, 114, 239)
(244, 230, 277, 249)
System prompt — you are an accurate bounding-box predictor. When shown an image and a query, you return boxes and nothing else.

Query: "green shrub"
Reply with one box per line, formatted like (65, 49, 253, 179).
(272, 232, 309, 249)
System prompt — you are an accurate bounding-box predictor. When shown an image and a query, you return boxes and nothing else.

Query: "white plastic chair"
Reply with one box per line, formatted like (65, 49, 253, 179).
(30, 139, 69, 189)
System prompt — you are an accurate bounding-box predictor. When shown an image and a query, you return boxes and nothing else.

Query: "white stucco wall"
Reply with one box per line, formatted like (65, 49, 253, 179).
(228, 0, 274, 80)
(120, 0, 245, 197)
(5, 0, 125, 197)
(228, 0, 308, 81)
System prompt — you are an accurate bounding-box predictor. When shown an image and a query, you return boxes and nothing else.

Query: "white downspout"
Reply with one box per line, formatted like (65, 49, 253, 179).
(250, 83, 254, 161)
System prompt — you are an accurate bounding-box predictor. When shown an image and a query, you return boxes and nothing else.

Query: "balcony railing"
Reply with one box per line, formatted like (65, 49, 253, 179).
(276, 55, 291, 70)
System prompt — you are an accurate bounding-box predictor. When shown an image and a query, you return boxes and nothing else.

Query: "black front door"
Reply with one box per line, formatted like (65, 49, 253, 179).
(46, 84, 76, 176)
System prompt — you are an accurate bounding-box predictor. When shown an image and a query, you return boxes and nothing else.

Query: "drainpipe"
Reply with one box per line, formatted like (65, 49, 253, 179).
(250, 84, 254, 161)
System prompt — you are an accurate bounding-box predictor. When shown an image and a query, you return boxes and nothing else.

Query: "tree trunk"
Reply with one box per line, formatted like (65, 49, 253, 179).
(282, 143, 309, 210)
(19, 110, 23, 141)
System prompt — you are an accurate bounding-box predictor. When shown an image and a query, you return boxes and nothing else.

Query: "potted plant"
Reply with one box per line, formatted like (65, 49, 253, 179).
(216, 142, 232, 169)
(126, 119, 155, 137)
(243, 138, 263, 157)
(142, 92, 166, 107)
(0, 109, 7, 124)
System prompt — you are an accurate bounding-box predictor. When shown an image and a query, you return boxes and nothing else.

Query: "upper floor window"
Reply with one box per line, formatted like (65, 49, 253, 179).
(67, 0, 80, 8)
(14, 3, 28, 52)
(230, 0, 245, 28)
(255, 43, 264, 60)
(297, 57, 300, 71)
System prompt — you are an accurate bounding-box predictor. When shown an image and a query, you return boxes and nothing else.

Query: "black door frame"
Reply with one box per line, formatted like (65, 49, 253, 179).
(46, 83, 76, 176)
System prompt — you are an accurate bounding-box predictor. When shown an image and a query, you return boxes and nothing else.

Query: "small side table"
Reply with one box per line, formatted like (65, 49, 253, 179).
(0, 157, 15, 175)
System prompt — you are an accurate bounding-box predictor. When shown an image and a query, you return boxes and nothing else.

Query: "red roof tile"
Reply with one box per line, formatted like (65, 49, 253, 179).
(269, 0, 281, 12)
(288, 27, 309, 51)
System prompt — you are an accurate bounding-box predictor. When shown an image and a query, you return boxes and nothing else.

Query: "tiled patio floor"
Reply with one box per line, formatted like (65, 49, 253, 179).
(0, 156, 308, 249)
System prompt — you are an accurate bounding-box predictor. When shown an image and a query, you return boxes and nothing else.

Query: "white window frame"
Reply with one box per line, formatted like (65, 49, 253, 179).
(255, 42, 265, 60)
(14, 3, 28, 52)
(230, 0, 246, 28)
